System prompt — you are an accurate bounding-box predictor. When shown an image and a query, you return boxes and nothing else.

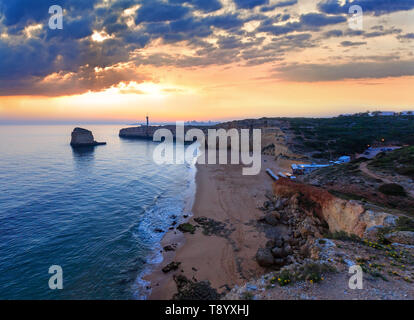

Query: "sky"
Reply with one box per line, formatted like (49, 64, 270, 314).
(0, 0, 414, 123)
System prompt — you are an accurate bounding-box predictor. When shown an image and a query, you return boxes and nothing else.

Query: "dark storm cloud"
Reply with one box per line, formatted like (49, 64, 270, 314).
(340, 40, 367, 47)
(0, 0, 413, 96)
(135, 0, 190, 23)
(0, 0, 251, 96)
(260, 0, 297, 12)
(364, 26, 402, 38)
(321, 25, 402, 40)
(234, 0, 269, 9)
(170, 0, 223, 13)
(318, 0, 414, 16)
(323, 29, 343, 37)
(398, 33, 414, 41)
(257, 12, 346, 35)
(273, 0, 298, 8)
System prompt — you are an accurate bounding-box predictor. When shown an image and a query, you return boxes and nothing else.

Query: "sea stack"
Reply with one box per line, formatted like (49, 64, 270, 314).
(70, 128, 106, 147)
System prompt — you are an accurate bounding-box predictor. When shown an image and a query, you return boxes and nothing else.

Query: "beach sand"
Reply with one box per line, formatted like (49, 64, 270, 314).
(146, 154, 290, 299)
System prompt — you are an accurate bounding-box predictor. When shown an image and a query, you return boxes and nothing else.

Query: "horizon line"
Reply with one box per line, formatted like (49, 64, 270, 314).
(1, 109, 414, 126)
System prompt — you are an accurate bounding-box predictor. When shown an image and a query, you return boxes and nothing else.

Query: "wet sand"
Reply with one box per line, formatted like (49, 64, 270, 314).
(145, 155, 288, 300)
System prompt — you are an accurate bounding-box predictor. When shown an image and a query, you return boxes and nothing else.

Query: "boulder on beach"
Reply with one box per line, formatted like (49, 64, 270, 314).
(256, 248, 274, 267)
(162, 261, 181, 273)
(70, 128, 106, 147)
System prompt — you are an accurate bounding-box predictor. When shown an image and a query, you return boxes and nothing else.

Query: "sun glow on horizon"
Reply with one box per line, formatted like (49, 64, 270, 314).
(1, 0, 414, 123)
(2, 74, 414, 123)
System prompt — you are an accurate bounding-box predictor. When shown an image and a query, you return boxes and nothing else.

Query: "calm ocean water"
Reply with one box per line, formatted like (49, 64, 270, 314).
(0, 125, 196, 300)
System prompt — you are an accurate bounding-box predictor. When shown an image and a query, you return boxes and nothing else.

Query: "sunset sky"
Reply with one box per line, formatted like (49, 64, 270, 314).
(1, 0, 414, 123)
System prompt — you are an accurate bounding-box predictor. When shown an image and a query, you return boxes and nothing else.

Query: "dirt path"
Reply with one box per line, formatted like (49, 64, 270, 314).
(360, 162, 414, 198)
(359, 162, 393, 184)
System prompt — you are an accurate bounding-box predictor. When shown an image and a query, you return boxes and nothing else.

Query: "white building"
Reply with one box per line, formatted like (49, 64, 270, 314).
(369, 111, 396, 117)
(291, 163, 331, 175)
(338, 156, 351, 163)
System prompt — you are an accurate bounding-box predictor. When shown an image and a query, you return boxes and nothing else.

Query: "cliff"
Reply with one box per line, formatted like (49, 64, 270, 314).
(272, 178, 397, 238)
(225, 178, 414, 300)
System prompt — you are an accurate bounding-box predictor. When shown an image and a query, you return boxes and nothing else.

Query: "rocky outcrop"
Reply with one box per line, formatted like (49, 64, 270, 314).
(70, 128, 106, 147)
(272, 178, 397, 238)
(173, 275, 221, 300)
(256, 188, 329, 269)
(385, 231, 414, 245)
(256, 248, 275, 268)
(363, 225, 386, 241)
(162, 261, 181, 273)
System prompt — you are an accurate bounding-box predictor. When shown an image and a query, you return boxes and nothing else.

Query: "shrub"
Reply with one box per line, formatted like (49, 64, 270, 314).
(241, 292, 254, 300)
(396, 166, 414, 178)
(276, 270, 292, 286)
(396, 216, 414, 232)
(273, 262, 336, 287)
(297, 263, 336, 283)
(313, 152, 331, 159)
(325, 231, 362, 243)
(178, 223, 196, 234)
(378, 183, 407, 197)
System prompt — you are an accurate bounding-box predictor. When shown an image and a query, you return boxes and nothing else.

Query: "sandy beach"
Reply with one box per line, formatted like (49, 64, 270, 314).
(145, 154, 291, 299)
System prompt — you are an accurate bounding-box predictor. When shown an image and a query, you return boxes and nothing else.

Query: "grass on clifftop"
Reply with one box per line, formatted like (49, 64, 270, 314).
(284, 115, 414, 159)
(378, 183, 407, 197)
(370, 146, 414, 178)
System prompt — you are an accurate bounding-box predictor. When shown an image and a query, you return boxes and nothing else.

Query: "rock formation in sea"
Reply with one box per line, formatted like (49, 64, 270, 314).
(70, 127, 106, 147)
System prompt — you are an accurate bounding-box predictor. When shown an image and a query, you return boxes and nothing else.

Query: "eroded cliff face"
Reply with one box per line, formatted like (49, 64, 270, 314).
(272, 178, 396, 237)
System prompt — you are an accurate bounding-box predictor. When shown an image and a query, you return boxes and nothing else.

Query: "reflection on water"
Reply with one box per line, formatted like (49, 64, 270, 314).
(71, 146, 97, 170)
(0, 125, 195, 300)
(71, 145, 96, 157)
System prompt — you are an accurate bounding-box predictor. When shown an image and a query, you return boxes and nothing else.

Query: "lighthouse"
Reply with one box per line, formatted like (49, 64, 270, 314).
(146, 115, 149, 138)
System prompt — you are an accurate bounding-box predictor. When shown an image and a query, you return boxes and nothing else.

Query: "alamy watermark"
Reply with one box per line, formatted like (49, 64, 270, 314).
(349, 5, 363, 31)
(349, 265, 364, 290)
(152, 122, 262, 176)
(49, 5, 63, 30)
(48, 265, 63, 290)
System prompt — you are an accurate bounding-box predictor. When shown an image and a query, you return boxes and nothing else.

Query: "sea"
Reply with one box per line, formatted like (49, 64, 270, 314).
(0, 125, 197, 300)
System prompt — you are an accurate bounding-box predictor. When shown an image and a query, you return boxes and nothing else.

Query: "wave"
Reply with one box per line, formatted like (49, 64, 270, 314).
(131, 159, 198, 300)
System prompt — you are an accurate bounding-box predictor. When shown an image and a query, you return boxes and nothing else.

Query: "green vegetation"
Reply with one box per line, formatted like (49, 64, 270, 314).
(357, 259, 388, 281)
(270, 262, 336, 287)
(328, 190, 367, 202)
(298, 263, 329, 283)
(378, 183, 407, 197)
(366, 216, 414, 245)
(284, 115, 414, 159)
(396, 216, 414, 232)
(312, 152, 331, 159)
(241, 292, 254, 300)
(271, 270, 292, 287)
(325, 231, 362, 243)
(177, 223, 196, 234)
(370, 146, 414, 178)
